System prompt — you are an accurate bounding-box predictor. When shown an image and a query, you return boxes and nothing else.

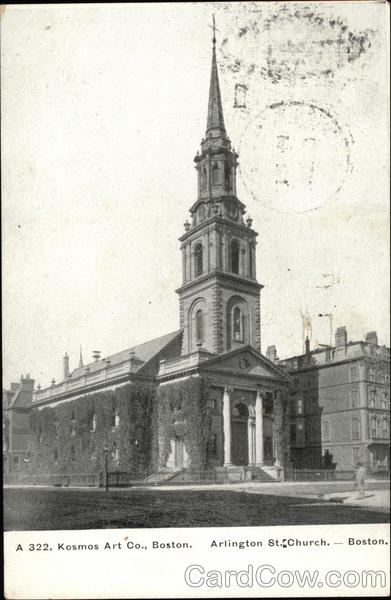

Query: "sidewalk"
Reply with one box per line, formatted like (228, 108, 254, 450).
(324, 488, 390, 511)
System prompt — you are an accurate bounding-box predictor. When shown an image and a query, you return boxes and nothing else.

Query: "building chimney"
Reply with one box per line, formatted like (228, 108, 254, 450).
(365, 331, 378, 346)
(266, 345, 279, 363)
(335, 326, 347, 347)
(63, 352, 70, 379)
(305, 336, 310, 356)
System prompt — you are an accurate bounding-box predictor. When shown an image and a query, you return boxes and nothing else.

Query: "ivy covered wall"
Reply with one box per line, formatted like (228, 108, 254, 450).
(155, 376, 213, 470)
(273, 388, 291, 468)
(29, 382, 157, 476)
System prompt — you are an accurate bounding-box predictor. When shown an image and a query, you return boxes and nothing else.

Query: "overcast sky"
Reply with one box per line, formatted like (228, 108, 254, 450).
(2, 2, 389, 389)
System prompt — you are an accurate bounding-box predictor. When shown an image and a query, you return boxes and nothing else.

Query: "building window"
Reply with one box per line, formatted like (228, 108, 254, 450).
(53, 448, 59, 463)
(290, 424, 296, 444)
(209, 433, 218, 456)
(350, 390, 359, 409)
(111, 442, 119, 462)
(368, 387, 376, 408)
(225, 164, 231, 190)
(380, 393, 387, 410)
(322, 420, 330, 441)
(249, 245, 254, 278)
(230, 239, 240, 274)
(194, 243, 203, 277)
(12, 456, 20, 470)
(70, 446, 75, 461)
(200, 167, 207, 190)
(206, 398, 216, 410)
(90, 413, 96, 432)
(352, 447, 360, 467)
(212, 162, 220, 185)
(195, 309, 204, 344)
(351, 418, 361, 440)
(383, 418, 388, 439)
(370, 416, 377, 438)
(54, 418, 59, 438)
(349, 366, 358, 382)
(297, 399, 303, 415)
(111, 404, 119, 428)
(37, 425, 43, 445)
(232, 306, 242, 341)
(368, 366, 375, 381)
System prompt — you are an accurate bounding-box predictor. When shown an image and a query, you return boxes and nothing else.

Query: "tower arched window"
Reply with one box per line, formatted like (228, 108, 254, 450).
(233, 307, 242, 341)
(194, 243, 203, 277)
(200, 167, 207, 190)
(196, 310, 204, 343)
(230, 239, 240, 274)
(225, 164, 231, 190)
(212, 162, 220, 185)
(249, 244, 254, 278)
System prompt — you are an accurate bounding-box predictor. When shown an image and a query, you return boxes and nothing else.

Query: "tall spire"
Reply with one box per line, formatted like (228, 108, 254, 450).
(206, 15, 226, 138)
(79, 345, 84, 368)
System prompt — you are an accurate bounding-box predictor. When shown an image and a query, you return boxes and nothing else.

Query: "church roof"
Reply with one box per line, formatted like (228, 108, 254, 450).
(69, 330, 182, 379)
(206, 37, 226, 138)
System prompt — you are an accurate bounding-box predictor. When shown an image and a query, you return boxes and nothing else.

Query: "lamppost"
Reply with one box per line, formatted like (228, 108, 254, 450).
(104, 444, 109, 492)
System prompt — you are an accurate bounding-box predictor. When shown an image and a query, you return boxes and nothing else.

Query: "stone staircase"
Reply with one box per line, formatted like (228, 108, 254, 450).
(248, 466, 279, 482)
(144, 467, 184, 485)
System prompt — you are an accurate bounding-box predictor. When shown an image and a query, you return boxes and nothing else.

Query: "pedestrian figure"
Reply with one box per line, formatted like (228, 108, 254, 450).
(355, 461, 366, 499)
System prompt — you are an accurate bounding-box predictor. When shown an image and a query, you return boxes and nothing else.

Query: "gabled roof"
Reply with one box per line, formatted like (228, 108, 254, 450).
(69, 330, 182, 379)
(199, 345, 290, 381)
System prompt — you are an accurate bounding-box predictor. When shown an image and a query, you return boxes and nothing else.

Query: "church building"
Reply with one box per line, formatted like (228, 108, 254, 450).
(27, 29, 291, 484)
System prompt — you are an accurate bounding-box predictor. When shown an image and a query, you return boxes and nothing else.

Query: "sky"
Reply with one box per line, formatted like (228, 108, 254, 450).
(2, 2, 389, 389)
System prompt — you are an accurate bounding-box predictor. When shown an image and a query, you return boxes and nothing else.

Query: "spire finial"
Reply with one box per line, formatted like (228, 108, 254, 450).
(206, 15, 226, 138)
(209, 14, 219, 47)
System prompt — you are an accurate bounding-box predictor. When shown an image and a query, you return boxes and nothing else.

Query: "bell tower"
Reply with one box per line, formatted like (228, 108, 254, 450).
(176, 21, 263, 356)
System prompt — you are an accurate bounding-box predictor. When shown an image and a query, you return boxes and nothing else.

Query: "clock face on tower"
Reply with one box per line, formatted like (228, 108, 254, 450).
(225, 200, 238, 220)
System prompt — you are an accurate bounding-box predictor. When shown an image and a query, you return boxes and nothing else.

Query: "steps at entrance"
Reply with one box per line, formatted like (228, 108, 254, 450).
(145, 468, 183, 485)
(249, 466, 279, 482)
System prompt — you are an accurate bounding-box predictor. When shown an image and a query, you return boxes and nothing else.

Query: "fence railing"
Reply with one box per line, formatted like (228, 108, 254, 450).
(4, 472, 99, 487)
(285, 469, 355, 482)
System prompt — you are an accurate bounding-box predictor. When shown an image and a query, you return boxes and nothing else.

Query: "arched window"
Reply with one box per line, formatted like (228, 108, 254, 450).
(249, 244, 254, 278)
(196, 310, 204, 343)
(233, 306, 242, 341)
(200, 167, 207, 190)
(212, 162, 220, 185)
(194, 243, 203, 277)
(225, 164, 231, 190)
(230, 239, 240, 274)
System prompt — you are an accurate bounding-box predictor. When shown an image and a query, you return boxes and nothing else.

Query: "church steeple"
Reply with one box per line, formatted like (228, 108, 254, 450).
(176, 19, 263, 357)
(206, 18, 226, 140)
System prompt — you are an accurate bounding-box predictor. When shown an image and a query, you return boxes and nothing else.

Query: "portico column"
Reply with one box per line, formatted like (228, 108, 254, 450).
(248, 417, 255, 465)
(255, 390, 264, 465)
(223, 386, 232, 466)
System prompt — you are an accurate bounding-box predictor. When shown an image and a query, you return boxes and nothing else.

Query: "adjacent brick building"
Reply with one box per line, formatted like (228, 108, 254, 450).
(278, 328, 390, 473)
(2, 375, 35, 474)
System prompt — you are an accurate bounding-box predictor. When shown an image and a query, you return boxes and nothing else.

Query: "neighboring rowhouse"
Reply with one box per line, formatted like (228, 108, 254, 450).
(27, 31, 291, 484)
(3, 374, 35, 475)
(278, 328, 390, 473)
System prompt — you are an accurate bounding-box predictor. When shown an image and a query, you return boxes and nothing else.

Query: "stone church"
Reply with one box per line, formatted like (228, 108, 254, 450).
(28, 31, 291, 484)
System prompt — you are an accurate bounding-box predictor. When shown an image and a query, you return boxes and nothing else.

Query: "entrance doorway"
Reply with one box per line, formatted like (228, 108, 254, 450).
(232, 403, 249, 466)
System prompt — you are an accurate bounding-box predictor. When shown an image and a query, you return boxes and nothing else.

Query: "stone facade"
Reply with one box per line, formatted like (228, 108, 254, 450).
(279, 328, 390, 473)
